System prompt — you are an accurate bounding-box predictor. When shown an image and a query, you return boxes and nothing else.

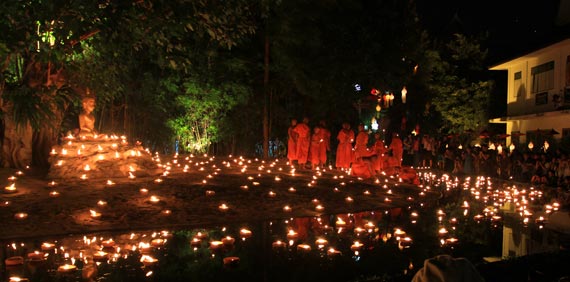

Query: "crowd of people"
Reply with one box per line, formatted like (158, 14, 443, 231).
(287, 118, 406, 179)
(286, 118, 570, 194)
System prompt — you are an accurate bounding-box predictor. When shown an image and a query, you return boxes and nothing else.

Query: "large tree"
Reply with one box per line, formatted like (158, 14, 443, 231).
(425, 34, 493, 135)
(0, 0, 258, 167)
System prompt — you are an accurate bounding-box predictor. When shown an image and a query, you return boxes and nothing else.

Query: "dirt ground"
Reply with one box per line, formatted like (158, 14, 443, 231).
(0, 155, 436, 241)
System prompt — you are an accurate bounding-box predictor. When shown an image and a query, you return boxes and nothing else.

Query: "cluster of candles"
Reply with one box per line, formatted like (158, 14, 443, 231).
(2, 151, 562, 282)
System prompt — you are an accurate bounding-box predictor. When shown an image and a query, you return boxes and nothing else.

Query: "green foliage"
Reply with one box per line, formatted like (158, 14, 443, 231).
(167, 78, 252, 153)
(426, 34, 494, 134)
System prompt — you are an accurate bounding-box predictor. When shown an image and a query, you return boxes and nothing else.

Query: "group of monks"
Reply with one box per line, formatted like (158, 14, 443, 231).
(287, 117, 331, 170)
(287, 118, 405, 178)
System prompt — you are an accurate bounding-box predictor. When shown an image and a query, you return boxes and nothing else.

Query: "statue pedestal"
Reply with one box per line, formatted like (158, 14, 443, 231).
(48, 134, 162, 180)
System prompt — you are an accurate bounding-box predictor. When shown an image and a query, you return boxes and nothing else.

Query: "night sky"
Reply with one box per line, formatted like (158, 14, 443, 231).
(417, 0, 570, 118)
(417, 0, 570, 64)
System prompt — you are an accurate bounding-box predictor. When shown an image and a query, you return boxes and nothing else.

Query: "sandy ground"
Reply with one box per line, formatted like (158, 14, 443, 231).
(0, 155, 436, 241)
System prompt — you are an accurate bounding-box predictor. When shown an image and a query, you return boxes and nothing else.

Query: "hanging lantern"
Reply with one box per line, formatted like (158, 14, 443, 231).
(528, 142, 534, 150)
(544, 141, 549, 152)
(376, 104, 381, 112)
(371, 117, 379, 131)
(509, 144, 515, 152)
(401, 87, 407, 104)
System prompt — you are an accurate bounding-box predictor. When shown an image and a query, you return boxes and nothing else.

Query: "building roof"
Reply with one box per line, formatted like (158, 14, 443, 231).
(489, 38, 570, 70)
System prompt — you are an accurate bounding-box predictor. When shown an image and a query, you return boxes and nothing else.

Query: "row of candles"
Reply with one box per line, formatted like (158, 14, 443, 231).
(2, 153, 561, 280)
(4, 212, 420, 282)
(5, 152, 558, 232)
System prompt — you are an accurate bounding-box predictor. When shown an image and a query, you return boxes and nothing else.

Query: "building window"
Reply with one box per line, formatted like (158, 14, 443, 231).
(513, 71, 523, 97)
(531, 61, 554, 94)
(535, 92, 548, 105)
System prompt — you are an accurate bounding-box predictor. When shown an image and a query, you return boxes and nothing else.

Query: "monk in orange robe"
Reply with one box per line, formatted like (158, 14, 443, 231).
(335, 122, 354, 170)
(293, 117, 311, 169)
(353, 124, 375, 160)
(309, 126, 321, 170)
(318, 120, 331, 168)
(352, 124, 375, 178)
(287, 119, 298, 165)
(389, 133, 403, 167)
(372, 132, 388, 173)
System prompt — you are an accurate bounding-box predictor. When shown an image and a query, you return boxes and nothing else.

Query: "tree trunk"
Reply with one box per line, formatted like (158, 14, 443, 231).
(1, 103, 33, 169)
(263, 33, 270, 159)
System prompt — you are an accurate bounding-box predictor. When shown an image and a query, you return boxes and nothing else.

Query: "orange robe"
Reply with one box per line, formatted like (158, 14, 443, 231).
(319, 128, 331, 165)
(293, 123, 311, 165)
(336, 129, 354, 169)
(309, 132, 321, 166)
(373, 140, 387, 171)
(354, 131, 374, 159)
(287, 125, 298, 162)
(389, 136, 403, 167)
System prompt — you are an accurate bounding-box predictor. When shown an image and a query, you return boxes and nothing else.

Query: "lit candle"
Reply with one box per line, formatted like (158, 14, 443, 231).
(286, 230, 298, 240)
(239, 228, 252, 239)
(151, 238, 165, 247)
(444, 238, 459, 246)
(14, 212, 28, 220)
(399, 237, 413, 247)
(27, 251, 45, 261)
(195, 232, 208, 240)
(223, 256, 240, 266)
(297, 244, 311, 252)
(221, 236, 235, 245)
(205, 190, 215, 196)
(41, 242, 55, 251)
(272, 240, 286, 249)
(93, 251, 108, 261)
(4, 256, 24, 266)
(315, 238, 328, 248)
(101, 239, 115, 248)
(49, 191, 60, 197)
(209, 241, 224, 250)
(140, 255, 158, 267)
(4, 183, 17, 194)
(327, 247, 341, 257)
(283, 205, 292, 212)
(149, 196, 160, 203)
(57, 264, 77, 273)
(190, 238, 202, 247)
(89, 210, 101, 218)
(218, 203, 229, 211)
(350, 241, 363, 251)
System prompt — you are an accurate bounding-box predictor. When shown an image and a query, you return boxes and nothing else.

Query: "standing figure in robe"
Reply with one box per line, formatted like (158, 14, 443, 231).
(389, 133, 404, 167)
(373, 132, 388, 173)
(335, 122, 354, 170)
(293, 117, 311, 169)
(353, 124, 375, 160)
(318, 120, 331, 168)
(309, 126, 322, 170)
(287, 119, 298, 165)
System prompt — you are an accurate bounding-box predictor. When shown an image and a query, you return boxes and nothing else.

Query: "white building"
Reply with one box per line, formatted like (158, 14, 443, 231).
(490, 38, 570, 147)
